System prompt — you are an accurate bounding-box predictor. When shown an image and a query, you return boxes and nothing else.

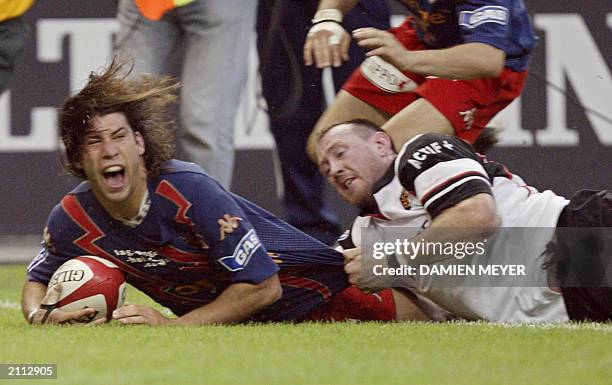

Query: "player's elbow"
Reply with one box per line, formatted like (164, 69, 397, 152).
(483, 58, 505, 78)
(266, 284, 283, 306)
(481, 48, 505, 78)
(460, 193, 501, 236)
(468, 44, 505, 78)
(475, 197, 501, 236)
(258, 275, 283, 307)
(478, 209, 501, 237)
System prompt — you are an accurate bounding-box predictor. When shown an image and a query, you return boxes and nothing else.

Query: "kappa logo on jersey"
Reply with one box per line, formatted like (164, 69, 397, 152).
(407, 140, 454, 169)
(218, 214, 243, 241)
(459, 6, 509, 29)
(459, 108, 476, 130)
(396, 0, 449, 30)
(218, 229, 261, 272)
(400, 189, 412, 210)
(419, 10, 449, 26)
(415, 8, 451, 30)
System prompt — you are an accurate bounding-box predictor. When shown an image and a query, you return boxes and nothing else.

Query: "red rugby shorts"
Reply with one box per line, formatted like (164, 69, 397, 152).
(343, 18, 528, 144)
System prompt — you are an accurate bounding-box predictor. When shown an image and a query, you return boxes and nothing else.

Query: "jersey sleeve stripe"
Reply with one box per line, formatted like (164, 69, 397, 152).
(423, 175, 491, 210)
(415, 158, 489, 200)
(420, 170, 488, 205)
(27, 248, 48, 273)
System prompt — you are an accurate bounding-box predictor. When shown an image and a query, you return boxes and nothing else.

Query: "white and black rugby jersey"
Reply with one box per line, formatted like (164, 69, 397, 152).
(342, 133, 570, 323)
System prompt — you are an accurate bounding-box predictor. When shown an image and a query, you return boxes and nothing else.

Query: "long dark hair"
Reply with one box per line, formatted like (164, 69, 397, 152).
(59, 60, 179, 178)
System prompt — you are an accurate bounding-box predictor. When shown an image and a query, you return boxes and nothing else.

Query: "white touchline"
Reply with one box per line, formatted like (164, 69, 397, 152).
(0, 299, 20, 310)
(493, 322, 612, 332)
(441, 320, 612, 332)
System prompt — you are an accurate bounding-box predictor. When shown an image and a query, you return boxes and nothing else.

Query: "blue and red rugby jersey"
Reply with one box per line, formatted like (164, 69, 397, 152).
(396, 0, 537, 71)
(27, 160, 348, 321)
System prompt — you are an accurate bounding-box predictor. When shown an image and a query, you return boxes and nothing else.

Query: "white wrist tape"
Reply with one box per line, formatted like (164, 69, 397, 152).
(312, 9, 343, 24)
(308, 21, 346, 45)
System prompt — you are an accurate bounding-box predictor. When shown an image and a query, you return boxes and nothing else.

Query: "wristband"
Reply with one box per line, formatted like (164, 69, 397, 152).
(312, 9, 343, 24)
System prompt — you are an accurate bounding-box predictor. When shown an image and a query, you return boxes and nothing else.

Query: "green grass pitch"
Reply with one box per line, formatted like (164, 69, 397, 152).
(1, 264, 611, 385)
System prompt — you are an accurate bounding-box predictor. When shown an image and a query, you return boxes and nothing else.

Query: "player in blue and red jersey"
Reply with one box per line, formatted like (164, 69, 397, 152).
(21, 61, 436, 325)
(304, 0, 536, 159)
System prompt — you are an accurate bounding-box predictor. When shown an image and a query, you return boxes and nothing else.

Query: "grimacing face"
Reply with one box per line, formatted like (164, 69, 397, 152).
(316, 124, 395, 208)
(76, 112, 148, 219)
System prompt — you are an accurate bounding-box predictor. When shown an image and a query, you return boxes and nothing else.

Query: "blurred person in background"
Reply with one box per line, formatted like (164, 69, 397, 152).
(114, 0, 256, 188)
(0, 0, 35, 94)
(256, 0, 389, 245)
(304, 0, 537, 161)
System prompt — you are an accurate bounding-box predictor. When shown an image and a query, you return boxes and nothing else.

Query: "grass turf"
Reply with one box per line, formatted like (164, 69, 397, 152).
(1, 264, 611, 385)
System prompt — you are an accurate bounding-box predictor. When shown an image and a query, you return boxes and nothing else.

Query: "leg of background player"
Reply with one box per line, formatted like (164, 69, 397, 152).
(115, 0, 178, 80)
(257, 0, 389, 244)
(257, 0, 341, 244)
(0, 16, 31, 94)
(178, 0, 255, 189)
(308, 90, 390, 159)
(383, 97, 453, 152)
(308, 93, 453, 160)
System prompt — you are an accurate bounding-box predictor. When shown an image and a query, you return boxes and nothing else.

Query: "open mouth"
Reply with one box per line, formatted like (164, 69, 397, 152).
(342, 177, 355, 190)
(102, 165, 125, 189)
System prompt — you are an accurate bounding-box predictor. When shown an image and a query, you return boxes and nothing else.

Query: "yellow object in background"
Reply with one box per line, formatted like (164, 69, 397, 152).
(135, 0, 196, 21)
(0, 0, 35, 21)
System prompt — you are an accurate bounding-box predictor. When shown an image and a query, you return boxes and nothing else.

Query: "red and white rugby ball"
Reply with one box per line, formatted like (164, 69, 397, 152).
(48, 255, 127, 322)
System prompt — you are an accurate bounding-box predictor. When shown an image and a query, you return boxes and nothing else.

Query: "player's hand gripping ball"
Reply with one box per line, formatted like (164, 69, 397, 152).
(48, 256, 127, 322)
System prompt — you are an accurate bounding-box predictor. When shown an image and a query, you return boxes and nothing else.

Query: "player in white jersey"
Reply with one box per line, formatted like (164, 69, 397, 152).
(316, 119, 612, 323)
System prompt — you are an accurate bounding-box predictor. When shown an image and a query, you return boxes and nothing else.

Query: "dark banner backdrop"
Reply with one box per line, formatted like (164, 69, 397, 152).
(1, 0, 610, 236)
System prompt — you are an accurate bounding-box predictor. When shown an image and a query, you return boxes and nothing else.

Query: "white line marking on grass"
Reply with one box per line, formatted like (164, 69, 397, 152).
(0, 299, 20, 310)
(506, 323, 612, 332)
(450, 320, 612, 332)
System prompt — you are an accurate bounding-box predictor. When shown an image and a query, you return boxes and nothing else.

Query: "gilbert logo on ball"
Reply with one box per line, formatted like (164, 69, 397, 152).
(48, 256, 127, 322)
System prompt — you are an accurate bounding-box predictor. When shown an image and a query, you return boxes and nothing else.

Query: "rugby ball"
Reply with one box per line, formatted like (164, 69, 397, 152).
(48, 255, 127, 322)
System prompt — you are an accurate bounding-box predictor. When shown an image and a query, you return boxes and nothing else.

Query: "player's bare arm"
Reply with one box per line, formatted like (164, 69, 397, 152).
(353, 28, 505, 79)
(303, 0, 360, 68)
(21, 281, 97, 325)
(112, 275, 282, 326)
(412, 193, 501, 249)
(398, 193, 500, 271)
(345, 193, 500, 289)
